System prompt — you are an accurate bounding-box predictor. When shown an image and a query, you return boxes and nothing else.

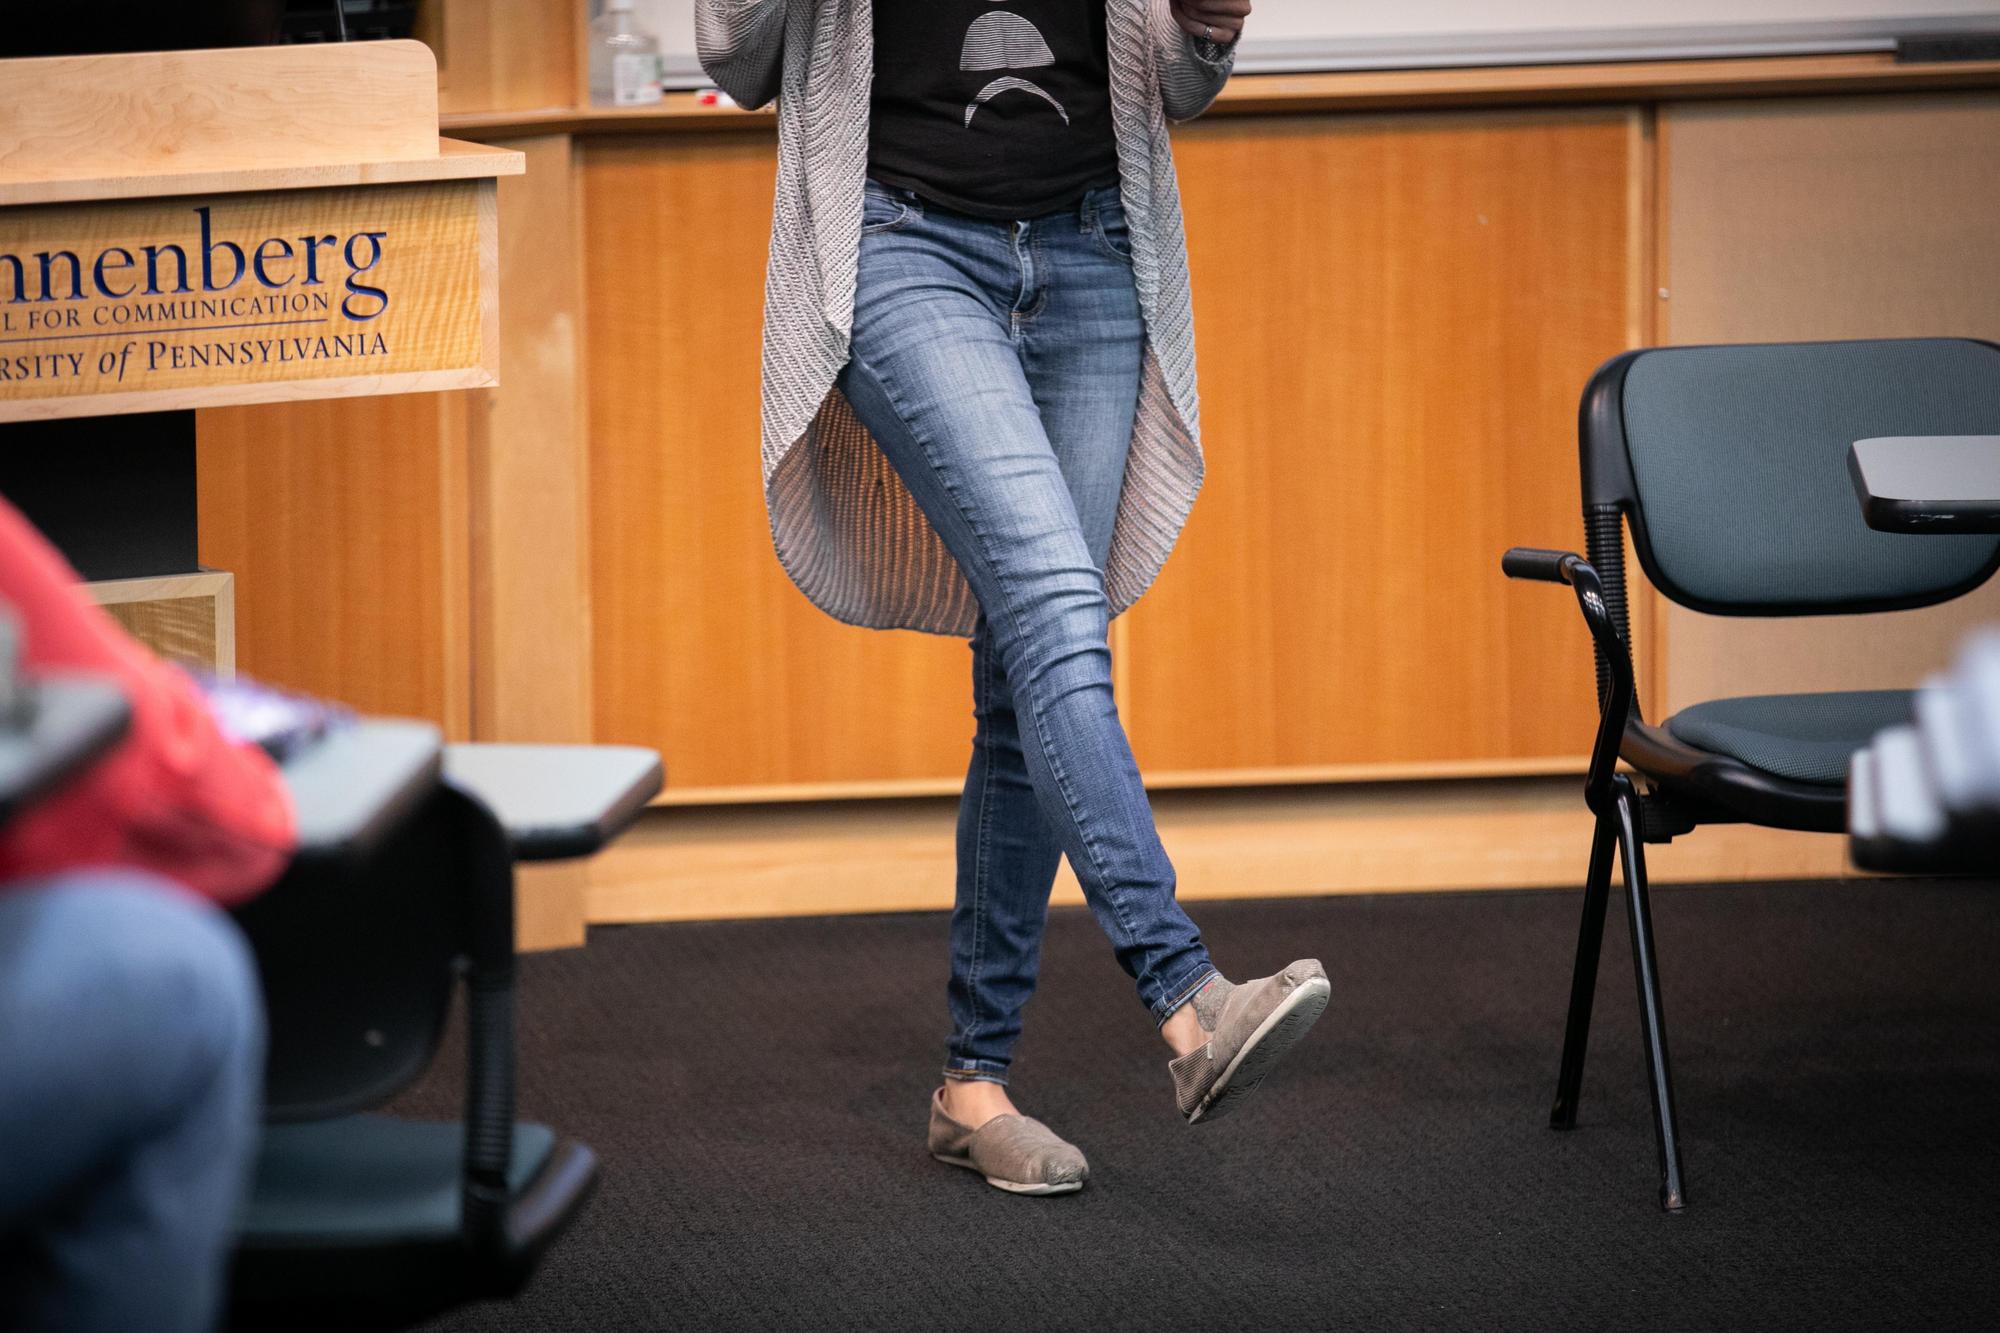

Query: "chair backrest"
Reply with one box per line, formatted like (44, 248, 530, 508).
(234, 784, 470, 1121)
(1580, 338, 2000, 616)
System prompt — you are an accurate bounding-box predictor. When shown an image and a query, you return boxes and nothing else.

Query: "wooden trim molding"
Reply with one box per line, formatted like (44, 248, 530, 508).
(649, 755, 1595, 809)
(1207, 52, 2000, 115)
(0, 140, 523, 211)
(439, 52, 2000, 138)
(586, 775, 1861, 928)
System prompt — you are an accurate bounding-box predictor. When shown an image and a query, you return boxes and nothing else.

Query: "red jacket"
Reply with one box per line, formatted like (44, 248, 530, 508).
(0, 499, 296, 905)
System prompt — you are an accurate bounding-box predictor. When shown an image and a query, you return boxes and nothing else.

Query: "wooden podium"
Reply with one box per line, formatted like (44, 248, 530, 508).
(0, 40, 520, 418)
(0, 39, 522, 670)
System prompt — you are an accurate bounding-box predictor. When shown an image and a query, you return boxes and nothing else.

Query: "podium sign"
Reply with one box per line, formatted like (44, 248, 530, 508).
(0, 41, 519, 423)
(0, 180, 493, 419)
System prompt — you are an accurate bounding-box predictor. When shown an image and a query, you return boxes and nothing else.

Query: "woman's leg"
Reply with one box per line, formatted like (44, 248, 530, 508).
(940, 613, 1065, 1088)
(939, 192, 1161, 1090)
(839, 188, 1215, 1059)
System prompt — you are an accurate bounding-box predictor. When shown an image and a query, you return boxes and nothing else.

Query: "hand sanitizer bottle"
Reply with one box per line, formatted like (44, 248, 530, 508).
(590, 0, 663, 108)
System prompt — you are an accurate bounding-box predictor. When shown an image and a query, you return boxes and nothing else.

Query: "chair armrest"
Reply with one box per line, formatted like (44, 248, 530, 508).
(0, 675, 131, 826)
(279, 720, 443, 869)
(442, 744, 664, 862)
(1501, 546, 1636, 811)
(1501, 547, 1583, 584)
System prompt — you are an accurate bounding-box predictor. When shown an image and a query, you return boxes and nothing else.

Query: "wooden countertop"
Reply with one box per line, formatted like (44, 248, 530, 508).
(0, 139, 523, 209)
(440, 51, 2000, 138)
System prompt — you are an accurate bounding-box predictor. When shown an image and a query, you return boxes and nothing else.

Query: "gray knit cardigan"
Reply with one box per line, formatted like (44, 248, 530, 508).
(695, 0, 1235, 635)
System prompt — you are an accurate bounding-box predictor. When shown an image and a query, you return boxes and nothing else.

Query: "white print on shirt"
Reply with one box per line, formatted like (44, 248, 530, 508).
(961, 6, 1068, 127)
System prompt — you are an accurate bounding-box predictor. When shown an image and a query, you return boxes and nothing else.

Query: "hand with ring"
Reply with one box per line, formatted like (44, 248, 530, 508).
(1169, 0, 1250, 47)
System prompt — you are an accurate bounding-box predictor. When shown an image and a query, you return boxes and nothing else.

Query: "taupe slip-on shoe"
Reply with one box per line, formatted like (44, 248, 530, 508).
(1168, 962, 1331, 1125)
(927, 1089, 1089, 1196)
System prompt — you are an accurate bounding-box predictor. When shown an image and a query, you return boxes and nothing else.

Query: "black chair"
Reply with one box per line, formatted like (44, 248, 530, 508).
(229, 733, 661, 1330)
(1503, 337, 2000, 1211)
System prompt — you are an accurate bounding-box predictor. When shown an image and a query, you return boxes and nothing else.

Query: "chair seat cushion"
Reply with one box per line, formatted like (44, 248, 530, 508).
(240, 1115, 556, 1246)
(1663, 689, 1916, 786)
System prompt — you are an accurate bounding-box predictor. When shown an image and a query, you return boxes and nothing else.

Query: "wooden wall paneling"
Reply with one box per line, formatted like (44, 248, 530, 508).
(573, 0, 595, 115)
(587, 779, 1850, 926)
(468, 134, 593, 746)
(195, 391, 473, 736)
(1658, 93, 2000, 715)
(438, 391, 472, 734)
(437, 56, 2000, 139)
(435, 0, 580, 116)
(467, 132, 595, 949)
(412, 1, 443, 67)
(514, 862, 587, 952)
(581, 134, 972, 795)
(1121, 109, 1638, 777)
(1624, 108, 1669, 721)
(0, 140, 522, 212)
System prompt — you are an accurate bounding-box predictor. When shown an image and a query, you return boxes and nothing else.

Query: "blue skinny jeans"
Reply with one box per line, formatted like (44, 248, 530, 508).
(0, 872, 265, 1332)
(837, 177, 1216, 1086)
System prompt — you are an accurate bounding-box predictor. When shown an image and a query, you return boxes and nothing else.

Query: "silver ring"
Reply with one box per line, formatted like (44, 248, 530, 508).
(1204, 23, 1215, 40)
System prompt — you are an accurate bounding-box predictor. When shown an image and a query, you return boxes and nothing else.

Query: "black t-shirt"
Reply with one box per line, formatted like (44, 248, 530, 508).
(869, 2, 1120, 220)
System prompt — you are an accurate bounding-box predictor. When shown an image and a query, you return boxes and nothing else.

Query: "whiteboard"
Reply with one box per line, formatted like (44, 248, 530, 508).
(621, 1, 2000, 86)
(1232, 0, 2000, 73)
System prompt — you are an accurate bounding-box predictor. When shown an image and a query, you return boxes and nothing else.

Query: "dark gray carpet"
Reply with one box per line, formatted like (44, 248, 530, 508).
(399, 878, 2000, 1331)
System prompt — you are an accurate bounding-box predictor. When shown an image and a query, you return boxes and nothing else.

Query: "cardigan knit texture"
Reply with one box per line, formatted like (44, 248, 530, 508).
(696, 0, 1234, 635)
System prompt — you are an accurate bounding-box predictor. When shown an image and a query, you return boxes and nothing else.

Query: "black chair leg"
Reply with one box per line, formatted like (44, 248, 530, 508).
(1550, 813, 1617, 1130)
(1612, 780, 1687, 1213)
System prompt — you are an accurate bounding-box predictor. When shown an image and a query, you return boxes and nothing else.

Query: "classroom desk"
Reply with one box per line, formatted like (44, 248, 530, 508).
(0, 676, 129, 825)
(280, 721, 663, 869)
(442, 744, 663, 861)
(281, 719, 444, 868)
(1850, 436, 2000, 534)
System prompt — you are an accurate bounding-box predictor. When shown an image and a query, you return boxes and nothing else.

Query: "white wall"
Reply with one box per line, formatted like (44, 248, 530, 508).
(1246, 0, 1999, 42)
(1238, 0, 2000, 71)
(633, 0, 2000, 83)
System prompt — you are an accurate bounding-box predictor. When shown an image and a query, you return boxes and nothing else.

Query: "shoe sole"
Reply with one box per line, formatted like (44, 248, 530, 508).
(931, 1152, 1085, 1196)
(1188, 974, 1332, 1126)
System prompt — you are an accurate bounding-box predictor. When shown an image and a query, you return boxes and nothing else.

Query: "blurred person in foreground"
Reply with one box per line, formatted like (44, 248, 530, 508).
(0, 496, 297, 1333)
